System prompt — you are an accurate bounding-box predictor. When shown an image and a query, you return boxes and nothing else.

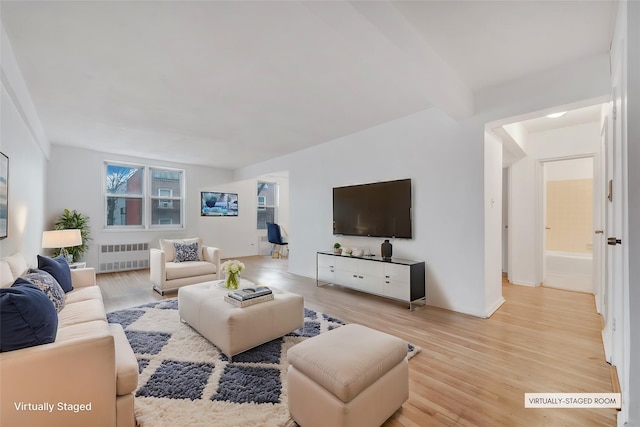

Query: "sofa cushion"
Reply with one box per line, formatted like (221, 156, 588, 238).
(287, 324, 407, 403)
(109, 323, 139, 396)
(56, 320, 111, 343)
(160, 237, 202, 262)
(174, 242, 200, 262)
(65, 286, 104, 304)
(0, 280, 58, 352)
(58, 299, 107, 328)
(37, 255, 73, 293)
(6, 253, 28, 279)
(0, 260, 13, 288)
(70, 267, 97, 289)
(165, 260, 217, 280)
(21, 269, 66, 312)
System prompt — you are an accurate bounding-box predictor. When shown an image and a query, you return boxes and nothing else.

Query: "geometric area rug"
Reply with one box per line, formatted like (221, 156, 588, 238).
(107, 298, 421, 427)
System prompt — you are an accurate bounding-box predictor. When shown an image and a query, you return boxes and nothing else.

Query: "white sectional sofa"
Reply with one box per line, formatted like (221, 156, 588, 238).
(0, 253, 138, 427)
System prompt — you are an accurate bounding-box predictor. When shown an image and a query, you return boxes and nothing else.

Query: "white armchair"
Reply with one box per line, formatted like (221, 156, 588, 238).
(150, 238, 221, 295)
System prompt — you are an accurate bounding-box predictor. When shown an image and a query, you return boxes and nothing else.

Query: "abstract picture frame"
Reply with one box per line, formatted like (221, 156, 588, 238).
(0, 152, 8, 239)
(200, 191, 238, 217)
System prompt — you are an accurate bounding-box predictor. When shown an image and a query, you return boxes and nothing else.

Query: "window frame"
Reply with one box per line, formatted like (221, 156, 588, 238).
(257, 181, 278, 230)
(103, 161, 185, 230)
(149, 168, 184, 228)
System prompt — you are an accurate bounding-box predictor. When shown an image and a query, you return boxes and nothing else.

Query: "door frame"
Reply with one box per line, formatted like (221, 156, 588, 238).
(534, 153, 602, 290)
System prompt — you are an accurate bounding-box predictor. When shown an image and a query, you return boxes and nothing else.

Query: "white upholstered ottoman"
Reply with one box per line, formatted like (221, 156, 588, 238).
(287, 323, 409, 427)
(178, 281, 304, 358)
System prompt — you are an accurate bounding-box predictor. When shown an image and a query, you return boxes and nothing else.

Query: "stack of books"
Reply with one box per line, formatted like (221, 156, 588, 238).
(225, 287, 274, 308)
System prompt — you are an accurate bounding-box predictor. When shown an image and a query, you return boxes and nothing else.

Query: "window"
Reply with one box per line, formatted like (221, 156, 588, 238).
(257, 196, 266, 210)
(257, 181, 277, 229)
(105, 164, 143, 227)
(150, 169, 182, 226)
(157, 189, 174, 209)
(105, 163, 184, 229)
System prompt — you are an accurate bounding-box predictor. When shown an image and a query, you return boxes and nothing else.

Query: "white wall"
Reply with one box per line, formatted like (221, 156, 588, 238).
(627, 1, 640, 424)
(234, 52, 610, 318)
(199, 176, 289, 259)
(273, 174, 290, 241)
(0, 24, 49, 262)
(237, 109, 489, 316)
(46, 146, 291, 264)
(0, 86, 48, 260)
(613, 1, 640, 425)
(484, 131, 505, 316)
(509, 121, 601, 286)
(197, 179, 261, 258)
(46, 145, 234, 267)
(545, 157, 593, 181)
(502, 168, 509, 273)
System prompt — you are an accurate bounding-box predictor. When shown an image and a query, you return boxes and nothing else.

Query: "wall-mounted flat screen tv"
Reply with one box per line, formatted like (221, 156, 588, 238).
(333, 179, 412, 238)
(201, 192, 238, 216)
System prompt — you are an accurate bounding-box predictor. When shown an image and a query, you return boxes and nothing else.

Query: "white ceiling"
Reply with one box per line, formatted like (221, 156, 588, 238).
(1, 1, 617, 168)
(519, 104, 603, 134)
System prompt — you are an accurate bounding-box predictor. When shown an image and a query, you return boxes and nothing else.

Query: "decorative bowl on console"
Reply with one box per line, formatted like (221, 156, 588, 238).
(352, 248, 364, 257)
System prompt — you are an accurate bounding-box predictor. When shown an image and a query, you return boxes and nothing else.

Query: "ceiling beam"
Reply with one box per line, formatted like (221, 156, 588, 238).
(352, 1, 473, 119)
(302, 1, 473, 120)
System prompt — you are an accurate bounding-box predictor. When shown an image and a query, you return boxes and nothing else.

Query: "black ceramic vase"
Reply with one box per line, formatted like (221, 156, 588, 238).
(381, 239, 392, 259)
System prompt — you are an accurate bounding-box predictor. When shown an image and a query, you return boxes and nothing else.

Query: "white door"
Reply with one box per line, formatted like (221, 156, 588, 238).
(502, 168, 509, 274)
(541, 157, 595, 293)
(593, 122, 606, 314)
(602, 78, 625, 365)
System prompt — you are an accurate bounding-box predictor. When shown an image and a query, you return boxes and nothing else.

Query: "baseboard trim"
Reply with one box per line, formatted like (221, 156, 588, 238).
(610, 364, 621, 395)
(485, 297, 506, 318)
(602, 329, 612, 363)
(510, 279, 536, 287)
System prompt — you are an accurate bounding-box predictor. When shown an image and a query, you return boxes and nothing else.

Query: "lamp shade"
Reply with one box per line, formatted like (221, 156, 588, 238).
(42, 230, 82, 249)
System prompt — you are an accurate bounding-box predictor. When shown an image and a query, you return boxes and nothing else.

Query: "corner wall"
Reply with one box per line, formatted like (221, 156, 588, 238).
(619, 1, 640, 425)
(508, 121, 601, 286)
(235, 53, 610, 318)
(46, 145, 234, 268)
(484, 131, 504, 316)
(236, 108, 488, 316)
(198, 176, 290, 259)
(0, 24, 49, 261)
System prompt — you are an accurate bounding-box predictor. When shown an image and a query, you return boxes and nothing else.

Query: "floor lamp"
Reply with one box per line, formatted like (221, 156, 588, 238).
(42, 230, 82, 263)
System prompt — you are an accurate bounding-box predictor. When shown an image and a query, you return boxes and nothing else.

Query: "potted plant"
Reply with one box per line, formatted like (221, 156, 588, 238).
(333, 242, 342, 255)
(53, 209, 91, 262)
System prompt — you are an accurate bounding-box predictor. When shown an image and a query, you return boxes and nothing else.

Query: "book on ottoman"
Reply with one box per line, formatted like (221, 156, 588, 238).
(224, 294, 274, 307)
(227, 287, 272, 301)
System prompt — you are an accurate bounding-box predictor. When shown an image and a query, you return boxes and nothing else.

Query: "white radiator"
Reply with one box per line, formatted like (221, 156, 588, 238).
(98, 243, 149, 273)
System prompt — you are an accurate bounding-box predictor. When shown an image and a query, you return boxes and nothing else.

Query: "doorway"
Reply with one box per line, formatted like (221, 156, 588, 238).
(541, 157, 595, 293)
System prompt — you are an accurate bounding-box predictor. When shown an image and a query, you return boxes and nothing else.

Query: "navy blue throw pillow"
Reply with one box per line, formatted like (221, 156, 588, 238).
(22, 269, 66, 312)
(37, 255, 73, 293)
(174, 242, 199, 263)
(0, 279, 58, 352)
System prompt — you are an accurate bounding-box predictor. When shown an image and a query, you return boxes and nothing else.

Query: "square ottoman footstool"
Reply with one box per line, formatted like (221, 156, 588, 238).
(287, 323, 409, 427)
(178, 281, 304, 358)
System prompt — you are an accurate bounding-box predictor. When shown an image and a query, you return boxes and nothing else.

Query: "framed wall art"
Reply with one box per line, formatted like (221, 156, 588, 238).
(0, 152, 8, 239)
(201, 192, 238, 217)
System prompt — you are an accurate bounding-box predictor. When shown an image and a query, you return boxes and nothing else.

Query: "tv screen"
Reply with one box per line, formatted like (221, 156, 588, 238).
(333, 179, 412, 238)
(201, 192, 238, 216)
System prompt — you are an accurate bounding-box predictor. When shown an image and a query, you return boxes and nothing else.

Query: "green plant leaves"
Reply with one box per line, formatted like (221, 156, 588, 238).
(53, 209, 91, 262)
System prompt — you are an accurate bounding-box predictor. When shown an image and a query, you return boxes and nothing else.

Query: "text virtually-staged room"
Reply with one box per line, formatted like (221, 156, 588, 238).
(1, 1, 639, 427)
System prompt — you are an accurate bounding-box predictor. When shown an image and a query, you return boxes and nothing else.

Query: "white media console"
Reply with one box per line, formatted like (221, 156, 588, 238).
(316, 251, 426, 310)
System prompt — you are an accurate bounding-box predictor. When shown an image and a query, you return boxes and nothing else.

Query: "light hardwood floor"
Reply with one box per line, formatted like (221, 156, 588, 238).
(98, 256, 616, 426)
